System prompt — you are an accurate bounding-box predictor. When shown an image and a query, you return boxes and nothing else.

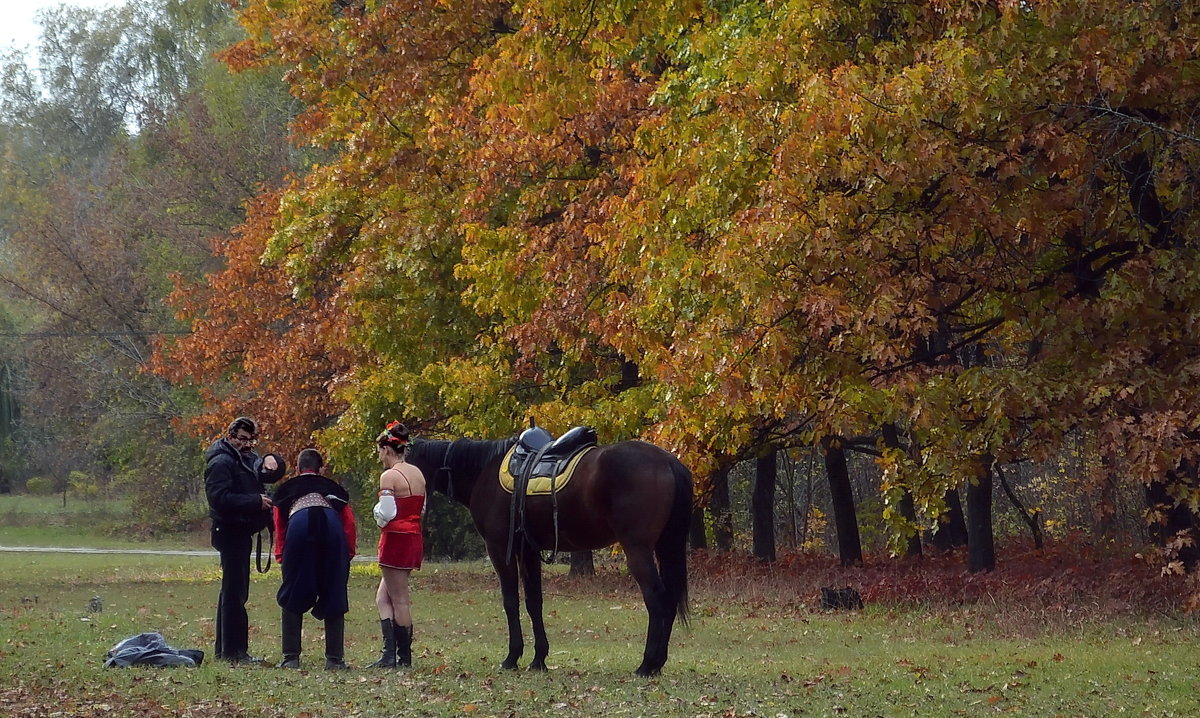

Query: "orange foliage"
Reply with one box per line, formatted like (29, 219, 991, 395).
(154, 0, 1200, 558)
(149, 188, 354, 457)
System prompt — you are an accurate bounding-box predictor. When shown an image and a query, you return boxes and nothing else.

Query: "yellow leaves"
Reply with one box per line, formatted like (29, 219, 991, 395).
(165, 0, 1200, 529)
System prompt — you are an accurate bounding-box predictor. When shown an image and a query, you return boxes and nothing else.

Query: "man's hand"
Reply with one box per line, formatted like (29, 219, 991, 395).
(260, 495, 273, 510)
(264, 455, 278, 472)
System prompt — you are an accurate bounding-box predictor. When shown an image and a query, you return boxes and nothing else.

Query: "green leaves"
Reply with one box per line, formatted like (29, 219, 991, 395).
(152, 0, 1200, 553)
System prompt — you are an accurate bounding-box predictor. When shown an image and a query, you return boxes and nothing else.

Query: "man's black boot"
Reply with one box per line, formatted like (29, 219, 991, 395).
(324, 613, 349, 670)
(277, 609, 303, 669)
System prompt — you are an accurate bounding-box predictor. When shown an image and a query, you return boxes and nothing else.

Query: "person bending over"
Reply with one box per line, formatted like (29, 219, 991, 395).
(271, 448, 357, 669)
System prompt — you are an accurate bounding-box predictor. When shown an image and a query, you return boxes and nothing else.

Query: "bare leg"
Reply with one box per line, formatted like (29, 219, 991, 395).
(380, 567, 415, 667)
(380, 567, 412, 626)
(367, 576, 398, 668)
(374, 578, 393, 621)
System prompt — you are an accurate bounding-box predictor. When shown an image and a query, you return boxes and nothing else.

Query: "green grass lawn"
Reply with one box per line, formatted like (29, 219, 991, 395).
(1, 548, 1199, 717)
(0, 494, 210, 550)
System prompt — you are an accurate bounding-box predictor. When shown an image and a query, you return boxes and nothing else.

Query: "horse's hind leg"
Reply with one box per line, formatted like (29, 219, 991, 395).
(625, 545, 670, 677)
(487, 545, 524, 670)
(518, 544, 549, 670)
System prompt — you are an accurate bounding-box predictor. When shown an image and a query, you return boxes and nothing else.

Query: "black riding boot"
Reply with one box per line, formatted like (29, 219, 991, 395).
(396, 624, 413, 668)
(278, 609, 303, 669)
(366, 618, 397, 668)
(324, 613, 349, 670)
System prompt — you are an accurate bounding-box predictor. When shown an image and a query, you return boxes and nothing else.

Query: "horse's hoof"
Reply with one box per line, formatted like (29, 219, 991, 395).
(528, 661, 548, 671)
(501, 660, 519, 671)
(634, 665, 661, 678)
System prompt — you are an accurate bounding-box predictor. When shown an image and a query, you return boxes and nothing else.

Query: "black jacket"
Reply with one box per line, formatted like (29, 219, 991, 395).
(204, 438, 286, 533)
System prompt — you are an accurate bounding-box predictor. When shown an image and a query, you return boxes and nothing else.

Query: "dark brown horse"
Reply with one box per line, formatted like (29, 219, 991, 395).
(407, 437, 693, 676)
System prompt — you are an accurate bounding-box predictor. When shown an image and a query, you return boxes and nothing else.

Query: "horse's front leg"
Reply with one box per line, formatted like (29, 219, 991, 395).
(488, 545, 524, 670)
(518, 543, 549, 670)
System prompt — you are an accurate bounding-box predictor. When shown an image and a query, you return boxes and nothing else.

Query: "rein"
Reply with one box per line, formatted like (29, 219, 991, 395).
(421, 439, 457, 528)
(255, 526, 273, 574)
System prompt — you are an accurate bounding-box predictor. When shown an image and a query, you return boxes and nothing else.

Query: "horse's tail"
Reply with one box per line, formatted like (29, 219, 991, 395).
(657, 457, 693, 627)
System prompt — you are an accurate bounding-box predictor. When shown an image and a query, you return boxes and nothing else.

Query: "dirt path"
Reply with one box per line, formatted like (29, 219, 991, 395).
(0, 545, 218, 556)
(0, 545, 375, 561)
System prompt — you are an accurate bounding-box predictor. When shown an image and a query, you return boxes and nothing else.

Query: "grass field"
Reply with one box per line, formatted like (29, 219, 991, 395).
(0, 494, 210, 550)
(3, 497, 1199, 716)
(2, 541, 1200, 717)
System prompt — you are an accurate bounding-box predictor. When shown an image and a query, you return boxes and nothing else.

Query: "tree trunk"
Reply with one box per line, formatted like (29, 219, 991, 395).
(930, 487, 969, 550)
(821, 436, 863, 567)
(799, 447, 816, 547)
(709, 466, 734, 552)
(994, 461, 1044, 550)
(1145, 460, 1200, 570)
(567, 550, 594, 577)
(752, 449, 777, 562)
(881, 423, 922, 559)
(965, 456, 996, 573)
(896, 490, 923, 558)
(689, 505, 708, 550)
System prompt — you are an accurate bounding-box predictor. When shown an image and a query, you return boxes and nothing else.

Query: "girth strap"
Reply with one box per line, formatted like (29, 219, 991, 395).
(506, 441, 553, 564)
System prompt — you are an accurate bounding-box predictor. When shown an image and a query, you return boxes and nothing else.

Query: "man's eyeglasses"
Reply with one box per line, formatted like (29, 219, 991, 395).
(231, 434, 257, 446)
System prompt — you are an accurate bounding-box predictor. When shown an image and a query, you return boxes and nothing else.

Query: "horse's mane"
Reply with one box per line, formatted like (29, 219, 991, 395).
(410, 436, 515, 486)
(446, 437, 514, 473)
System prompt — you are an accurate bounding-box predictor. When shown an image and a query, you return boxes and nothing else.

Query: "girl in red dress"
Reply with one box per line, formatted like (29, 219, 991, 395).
(367, 421, 425, 668)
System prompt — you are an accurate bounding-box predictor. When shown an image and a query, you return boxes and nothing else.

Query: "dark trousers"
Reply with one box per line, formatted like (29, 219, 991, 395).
(212, 524, 253, 658)
(277, 507, 350, 620)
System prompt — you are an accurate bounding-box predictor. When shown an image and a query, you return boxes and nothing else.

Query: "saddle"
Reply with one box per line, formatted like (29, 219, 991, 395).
(503, 425, 598, 492)
(503, 425, 598, 564)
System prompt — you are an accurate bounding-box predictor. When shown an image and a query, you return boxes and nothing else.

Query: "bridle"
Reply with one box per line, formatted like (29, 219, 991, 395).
(436, 439, 457, 500)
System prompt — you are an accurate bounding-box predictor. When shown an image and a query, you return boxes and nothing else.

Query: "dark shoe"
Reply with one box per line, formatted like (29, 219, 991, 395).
(325, 657, 350, 670)
(366, 618, 398, 668)
(396, 624, 413, 668)
(278, 657, 301, 669)
(366, 654, 397, 668)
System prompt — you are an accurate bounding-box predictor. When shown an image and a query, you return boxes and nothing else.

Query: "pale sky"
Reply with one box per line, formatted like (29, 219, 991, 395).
(0, 0, 118, 58)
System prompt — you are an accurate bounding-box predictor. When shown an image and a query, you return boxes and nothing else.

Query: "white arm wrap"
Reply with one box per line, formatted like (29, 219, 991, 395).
(373, 495, 397, 528)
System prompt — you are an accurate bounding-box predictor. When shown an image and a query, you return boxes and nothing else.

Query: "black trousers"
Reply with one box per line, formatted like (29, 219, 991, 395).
(211, 524, 253, 658)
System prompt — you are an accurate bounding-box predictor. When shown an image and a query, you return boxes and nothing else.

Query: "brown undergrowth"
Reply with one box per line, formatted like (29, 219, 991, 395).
(444, 538, 1190, 632)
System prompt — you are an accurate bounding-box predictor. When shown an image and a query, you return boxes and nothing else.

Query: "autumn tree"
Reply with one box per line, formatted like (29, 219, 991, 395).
(0, 0, 298, 528)
(169, 0, 1200, 573)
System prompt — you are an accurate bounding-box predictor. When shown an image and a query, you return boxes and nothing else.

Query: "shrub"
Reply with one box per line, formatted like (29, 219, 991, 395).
(24, 476, 53, 495)
(68, 470, 100, 499)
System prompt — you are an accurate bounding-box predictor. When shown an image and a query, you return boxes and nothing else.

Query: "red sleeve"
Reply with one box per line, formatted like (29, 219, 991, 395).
(273, 506, 286, 563)
(340, 505, 357, 559)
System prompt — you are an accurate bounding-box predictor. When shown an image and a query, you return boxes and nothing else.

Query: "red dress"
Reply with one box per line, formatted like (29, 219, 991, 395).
(378, 494, 425, 570)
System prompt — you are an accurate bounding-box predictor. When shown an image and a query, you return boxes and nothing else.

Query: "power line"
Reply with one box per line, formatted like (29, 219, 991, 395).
(0, 330, 193, 338)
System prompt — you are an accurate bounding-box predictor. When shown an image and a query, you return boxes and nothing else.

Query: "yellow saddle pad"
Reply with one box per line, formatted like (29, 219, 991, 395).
(499, 445, 595, 495)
